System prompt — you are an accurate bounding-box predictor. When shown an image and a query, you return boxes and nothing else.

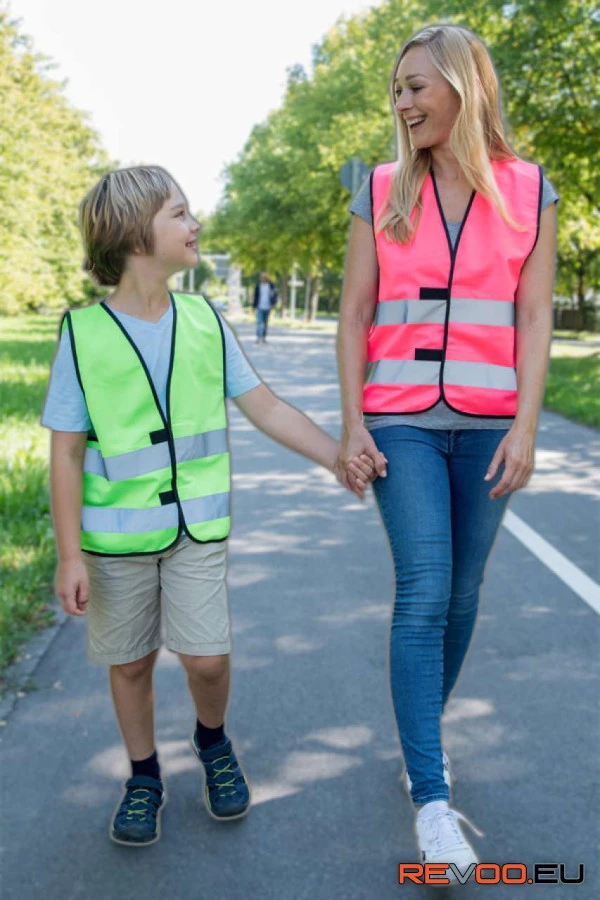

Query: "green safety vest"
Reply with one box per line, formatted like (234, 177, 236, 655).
(63, 292, 230, 555)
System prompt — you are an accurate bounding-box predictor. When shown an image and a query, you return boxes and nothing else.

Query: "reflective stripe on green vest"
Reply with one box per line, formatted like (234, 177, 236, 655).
(64, 292, 230, 555)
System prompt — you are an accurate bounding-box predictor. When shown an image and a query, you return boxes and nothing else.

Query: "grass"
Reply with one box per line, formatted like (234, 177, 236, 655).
(546, 342, 600, 428)
(552, 330, 599, 342)
(0, 315, 59, 678)
(0, 313, 597, 680)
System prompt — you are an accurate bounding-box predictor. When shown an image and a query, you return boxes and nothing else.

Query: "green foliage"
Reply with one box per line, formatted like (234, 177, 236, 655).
(0, 315, 59, 671)
(0, 13, 112, 315)
(210, 0, 599, 314)
(545, 351, 600, 428)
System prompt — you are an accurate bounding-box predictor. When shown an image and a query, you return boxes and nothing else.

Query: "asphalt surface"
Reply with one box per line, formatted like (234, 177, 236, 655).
(1, 323, 598, 899)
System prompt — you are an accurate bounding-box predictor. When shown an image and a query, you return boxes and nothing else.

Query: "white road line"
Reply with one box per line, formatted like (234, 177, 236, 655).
(503, 510, 600, 615)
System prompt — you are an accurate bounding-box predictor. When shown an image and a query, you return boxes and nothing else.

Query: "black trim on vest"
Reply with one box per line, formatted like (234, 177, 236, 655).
(526, 164, 544, 258)
(64, 312, 86, 399)
(159, 490, 176, 506)
(429, 169, 514, 419)
(86, 293, 230, 556)
(99, 296, 184, 546)
(150, 428, 169, 444)
(61, 310, 100, 437)
(365, 165, 521, 421)
(164, 294, 186, 534)
(420, 287, 449, 300)
(178, 294, 229, 546)
(415, 348, 443, 361)
(81, 534, 229, 558)
(369, 167, 381, 317)
(202, 296, 228, 406)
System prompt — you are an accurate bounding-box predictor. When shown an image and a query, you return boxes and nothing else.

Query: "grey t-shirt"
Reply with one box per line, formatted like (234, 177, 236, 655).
(349, 170, 559, 431)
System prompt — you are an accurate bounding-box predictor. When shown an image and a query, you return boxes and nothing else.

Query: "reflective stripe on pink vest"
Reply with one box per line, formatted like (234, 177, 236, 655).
(364, 157, 542, 417)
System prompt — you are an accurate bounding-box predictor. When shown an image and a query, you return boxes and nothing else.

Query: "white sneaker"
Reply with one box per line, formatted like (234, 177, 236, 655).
(403, 749, 452, 796)
(415, 800, 484, 884)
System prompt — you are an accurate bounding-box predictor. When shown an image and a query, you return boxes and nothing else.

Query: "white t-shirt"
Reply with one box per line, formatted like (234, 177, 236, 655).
(258, 283, 272, 310)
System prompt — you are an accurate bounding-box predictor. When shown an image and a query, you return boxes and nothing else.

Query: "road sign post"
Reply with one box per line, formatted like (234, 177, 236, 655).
(288, 263, 303, 321)
(340, 157, 369, 199)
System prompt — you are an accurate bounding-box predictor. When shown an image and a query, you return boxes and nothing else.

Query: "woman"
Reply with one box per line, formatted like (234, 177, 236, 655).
(336, 24, 557, 878)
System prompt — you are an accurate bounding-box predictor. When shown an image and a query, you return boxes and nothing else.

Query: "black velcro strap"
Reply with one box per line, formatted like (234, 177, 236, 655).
(415, 348, 443, 361)
(420, 287, 449, 300)
(150, 428, 169, 445)
(159, 490, 176, 506)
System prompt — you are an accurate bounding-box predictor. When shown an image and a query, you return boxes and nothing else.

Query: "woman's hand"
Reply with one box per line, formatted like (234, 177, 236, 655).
(484, 424, 536, 499)
(338, 422, 388, 495)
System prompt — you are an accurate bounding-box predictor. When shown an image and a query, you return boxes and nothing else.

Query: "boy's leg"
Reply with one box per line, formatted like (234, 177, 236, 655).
(83, 550, 164, 845)
(160, 537, 250, 818)
(84, 550, 162, 758)
(179, 652, 230, 729)
(110, 649, 160, 760)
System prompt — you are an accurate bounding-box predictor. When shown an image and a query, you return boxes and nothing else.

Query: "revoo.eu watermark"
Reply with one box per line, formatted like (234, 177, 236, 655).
(398, 862, 585, 886)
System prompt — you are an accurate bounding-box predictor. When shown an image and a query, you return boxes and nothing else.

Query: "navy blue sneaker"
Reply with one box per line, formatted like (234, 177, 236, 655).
(191, 733, 250, 820)
(110, 774, 166, 846)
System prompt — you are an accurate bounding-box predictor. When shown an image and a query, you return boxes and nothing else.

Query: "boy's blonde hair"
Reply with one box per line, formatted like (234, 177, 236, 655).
(79, 166, 175, 286)
(377, 23, 521, 243)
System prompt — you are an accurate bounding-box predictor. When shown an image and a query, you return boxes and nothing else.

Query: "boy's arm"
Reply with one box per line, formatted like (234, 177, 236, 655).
(233, 384, 374, 497)
(50, 430, 89, 616)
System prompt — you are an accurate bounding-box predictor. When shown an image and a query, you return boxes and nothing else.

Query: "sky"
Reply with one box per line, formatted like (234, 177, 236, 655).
(8, 0, 379, 213)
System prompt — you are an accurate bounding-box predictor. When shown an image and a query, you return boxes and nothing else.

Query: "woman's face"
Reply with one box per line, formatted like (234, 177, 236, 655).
(394, 46, 461, 153)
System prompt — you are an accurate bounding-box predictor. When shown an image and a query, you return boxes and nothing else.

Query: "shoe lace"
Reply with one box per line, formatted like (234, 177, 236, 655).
(209, 754, 239, 796)
(121, 787, 158, 821)
(424, 808, 484, 853)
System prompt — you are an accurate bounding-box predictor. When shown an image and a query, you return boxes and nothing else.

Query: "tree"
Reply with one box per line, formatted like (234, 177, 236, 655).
(209, 0, 599, 322)
(0, 12, 111, 314)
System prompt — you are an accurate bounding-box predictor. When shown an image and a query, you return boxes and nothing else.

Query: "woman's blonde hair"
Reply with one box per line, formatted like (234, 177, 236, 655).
(377, 23, 521, 243)
(79, 166, 175, 286)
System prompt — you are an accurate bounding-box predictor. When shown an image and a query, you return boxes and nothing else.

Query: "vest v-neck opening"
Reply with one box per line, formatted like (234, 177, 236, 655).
(102, 294, 173, 327)
(429, 169, 475, 246)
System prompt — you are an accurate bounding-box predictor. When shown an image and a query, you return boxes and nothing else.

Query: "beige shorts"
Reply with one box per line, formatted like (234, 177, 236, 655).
(83, 535, 231, 666)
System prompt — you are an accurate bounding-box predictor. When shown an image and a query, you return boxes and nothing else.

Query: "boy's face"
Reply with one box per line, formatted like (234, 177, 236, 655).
(151, 183, 201, 274)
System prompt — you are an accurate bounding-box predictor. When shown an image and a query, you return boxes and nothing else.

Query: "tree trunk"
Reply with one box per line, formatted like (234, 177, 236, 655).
(279, 276, 288, 319)
(303, 276, 312, 322)
(309, 276, 320, 323)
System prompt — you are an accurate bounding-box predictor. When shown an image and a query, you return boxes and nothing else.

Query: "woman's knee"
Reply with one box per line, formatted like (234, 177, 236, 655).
(393, 574, 452, 628)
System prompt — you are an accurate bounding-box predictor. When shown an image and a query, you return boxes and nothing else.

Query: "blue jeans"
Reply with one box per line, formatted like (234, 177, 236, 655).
(256, 308, 270, 339)
(371, 426, 511, 805)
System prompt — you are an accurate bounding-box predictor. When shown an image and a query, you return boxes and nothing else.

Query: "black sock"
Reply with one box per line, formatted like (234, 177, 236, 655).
(131, 749, 161, 782)
(195, 718, 225, 750)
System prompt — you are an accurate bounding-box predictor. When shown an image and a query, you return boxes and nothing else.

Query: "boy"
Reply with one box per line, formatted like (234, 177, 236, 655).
(41, 166, 385, 847)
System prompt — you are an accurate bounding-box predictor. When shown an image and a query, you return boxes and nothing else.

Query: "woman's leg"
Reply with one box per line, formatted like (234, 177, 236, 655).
(372, 426, 452, 806)
(442, 429, 511, 709)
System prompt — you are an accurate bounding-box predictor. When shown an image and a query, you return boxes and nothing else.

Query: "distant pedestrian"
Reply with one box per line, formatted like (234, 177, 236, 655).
(336, 23, 557, 880)
(253, 271, 278, 343)
(42, 166, 375, 848)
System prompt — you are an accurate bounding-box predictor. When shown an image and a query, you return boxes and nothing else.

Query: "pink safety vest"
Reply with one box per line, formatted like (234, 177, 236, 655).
(364, 157, 542, 417)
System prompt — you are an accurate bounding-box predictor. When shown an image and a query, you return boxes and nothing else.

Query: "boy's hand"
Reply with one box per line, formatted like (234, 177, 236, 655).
(334, 453, 377, 500)
(338, 423, 388, 497)
(55, 558, 89, 617)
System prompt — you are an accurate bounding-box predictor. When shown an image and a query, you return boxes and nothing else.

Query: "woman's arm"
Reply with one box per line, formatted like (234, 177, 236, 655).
(50, 430, 90, 615)
(337, 216, 388, 485)
(485, 203, 557, 498)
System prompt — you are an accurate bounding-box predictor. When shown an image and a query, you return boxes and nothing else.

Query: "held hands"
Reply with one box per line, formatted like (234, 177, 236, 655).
(484, 424, 535, 499)
(335, 423, 388, 500)
(55, 558, 89, 616)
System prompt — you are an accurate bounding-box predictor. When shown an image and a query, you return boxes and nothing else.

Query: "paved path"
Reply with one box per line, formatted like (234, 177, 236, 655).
(1, 324, 598, 899)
